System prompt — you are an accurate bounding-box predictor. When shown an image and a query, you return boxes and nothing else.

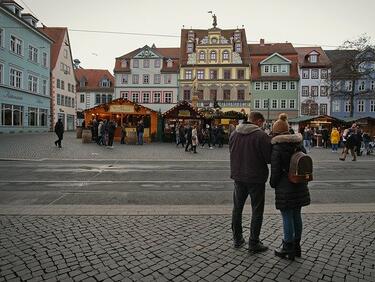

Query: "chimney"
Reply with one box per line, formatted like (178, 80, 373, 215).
(260, 38, 265, 46)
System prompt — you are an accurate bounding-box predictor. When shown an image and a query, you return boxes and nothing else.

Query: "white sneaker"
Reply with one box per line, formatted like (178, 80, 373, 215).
(209, 147, 213, 149)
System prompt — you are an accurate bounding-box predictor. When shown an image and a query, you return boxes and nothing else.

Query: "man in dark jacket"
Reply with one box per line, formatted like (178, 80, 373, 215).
(136, 121, 144, 145)
(229, 112, 272, 252)
(54, 119, 64, 148)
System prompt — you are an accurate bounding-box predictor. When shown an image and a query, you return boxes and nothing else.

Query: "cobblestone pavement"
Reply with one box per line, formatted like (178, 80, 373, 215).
(1, 213, 374, 282)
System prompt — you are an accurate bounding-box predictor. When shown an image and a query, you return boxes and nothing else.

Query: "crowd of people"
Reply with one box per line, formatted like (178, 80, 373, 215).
(174, 122, 232, 153)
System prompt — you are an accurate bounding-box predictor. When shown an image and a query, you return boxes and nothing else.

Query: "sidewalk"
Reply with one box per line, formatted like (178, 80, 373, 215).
(1, 213, 374, 282)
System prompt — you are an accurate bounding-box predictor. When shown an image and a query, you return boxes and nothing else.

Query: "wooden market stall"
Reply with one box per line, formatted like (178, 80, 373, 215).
(162, 101, 205, 142)
(342, 116, 375, 138)
(84, 98, 158, 143)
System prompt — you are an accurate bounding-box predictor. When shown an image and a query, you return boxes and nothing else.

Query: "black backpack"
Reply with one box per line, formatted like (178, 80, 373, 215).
(288, 151, 313, 184)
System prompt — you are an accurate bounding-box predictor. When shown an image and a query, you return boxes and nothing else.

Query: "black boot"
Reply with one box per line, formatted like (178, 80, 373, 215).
(275, 240, 295, 260)
(233, 237, 245, 249)
(294, 239, 301, 257)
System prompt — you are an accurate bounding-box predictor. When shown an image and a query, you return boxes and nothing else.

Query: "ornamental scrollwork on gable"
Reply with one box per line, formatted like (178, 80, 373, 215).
(187, 53, 197, 64)
(232, 52, 243, 64)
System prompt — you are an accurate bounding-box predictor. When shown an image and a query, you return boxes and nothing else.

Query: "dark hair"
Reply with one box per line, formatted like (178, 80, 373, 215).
(249, 112, 265, 122)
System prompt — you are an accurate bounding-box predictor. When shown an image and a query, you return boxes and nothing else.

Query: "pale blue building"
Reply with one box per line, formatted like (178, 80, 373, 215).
(0, 0, 53, 133)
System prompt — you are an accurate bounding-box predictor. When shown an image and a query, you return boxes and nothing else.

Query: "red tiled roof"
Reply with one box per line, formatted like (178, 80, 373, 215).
(295, 47, 332, 68)
(74, 69, 115, 92)
(114, 46, 180, 73)
(249, 43, 299, 81)
(38, 27, 67, 69)
(179, 28, 250, 66)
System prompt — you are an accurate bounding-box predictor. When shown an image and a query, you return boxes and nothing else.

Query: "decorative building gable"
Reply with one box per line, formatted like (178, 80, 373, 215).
(260, 53, 292, 65)
(134, 46, 161, 59)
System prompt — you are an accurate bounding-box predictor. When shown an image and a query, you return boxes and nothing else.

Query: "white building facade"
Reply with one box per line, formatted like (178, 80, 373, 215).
(296, 47, 332, 116)
(114, 45, 179, 112)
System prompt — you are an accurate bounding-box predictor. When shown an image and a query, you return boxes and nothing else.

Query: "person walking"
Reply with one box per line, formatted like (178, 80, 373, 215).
(201, 125, 213, 149)
(176, 124, 186, 147)
(339, 127, 357, 161)
(136, 121, 144, 145)
(97, 120, 104, 145)
(270, 113, 310, 260)
(229, 112, 272, 252)
(184, 124, 193, 152)
(330, 127, 340, 152)
(303, 126, 312, 153)
(54, 119, 64, 148)
(175, 123, 180, 146)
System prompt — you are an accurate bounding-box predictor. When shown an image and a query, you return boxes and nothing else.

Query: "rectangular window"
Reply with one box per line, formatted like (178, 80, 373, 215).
(210, 70, 217, 80)
(311, 69, 319, 79)
(346, 81, 353, 91)
(121, 74, 128, 84)
(132, 92, 139, 103)
(10, 68, 22, 89)
(185, 70, 192, 80)
(197, 90, 204, 100)
(39, 109, 48, 126)
(210, 89, 217, 101)
(120, 91, 129, 99)
(254, 99, 260, 109)
(302, 69, 309, 79)
(133, 59, 139, 68)
(132, 74, 139, 84)
(302, 86, 309, 97)
(143, 74, 149, 84)
(264, 65, 270, 73)
(28, 45, 38, 63)
(263, 99, 269, 109)
(57, 79, 60, 89)
(272, 65, 278, 73)
(280, 100, 286, 109)
(95, 94, 100, 104)
(154, 74, 161, 84)
(223, 69, 231, 79)
(271, 99, 278, 109)
(237, 89, 245, 100)
(332, 100, 340, 112)
(272, 82, 278, 90)
(357, 100, 365, 112)
(290, 81, 296, 90)
(309, 55, 317, 63)
(197, 70, 205, 79)
(321, 69, 328, 79)
(237, 69, 245, 80)
(289, 100, 295, 109)
(142, 92, 150, 103)
(345, 101, 351, 112)
(28, 107, 38, 126)
(281, 81, 287, 90)
(320, 104, 327, 115)
(0, 64, 3, 84)
(10, 35, 23, 55)
(358, 81, 365, 91)
(0, 28, 3, 48)
(68, 83, 71, 92)
(143, 59, 150, 68)
(320, 86, 328, 96)
(57, 94, 61, 105)
(164, 74, 172, 84)
(311, 86, 318, 96)
(371, 81, 375, 90)
(154, 59, 160, 68)
(263, 82, 269, 90)
(153, 92, 161, 103)
(65, 96, 69, 106)
(370, 100, 375, 112)
(183, 89, 191, 100)
(80, 94, 85, 103)
(61, 80, 65, 90)
(281, 65, 287, 73)
(1, 104, 23, 126)
(165, 92, 172, 103)
(223, 89, 231, 100)
(255, 82, 261, 90)
(42, 80, 47, 95)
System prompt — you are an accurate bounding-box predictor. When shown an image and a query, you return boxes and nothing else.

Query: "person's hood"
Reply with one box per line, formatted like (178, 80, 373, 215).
(235, 123, 261, 135)
(271, 133, 303, 144)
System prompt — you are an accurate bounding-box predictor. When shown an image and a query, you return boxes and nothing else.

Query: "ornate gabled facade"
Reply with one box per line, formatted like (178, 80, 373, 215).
(326, 48, 375, 119)
(39, 27, 76, 130)
(249, 40, 300, 120)
(179, 25, 251, 114)
(113, 45, 180, 113)
(296, 47, 332, 117)
(75, 69, 114, 120)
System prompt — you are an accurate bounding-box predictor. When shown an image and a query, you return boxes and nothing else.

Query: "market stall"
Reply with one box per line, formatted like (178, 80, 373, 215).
(84, 98, 158, 143)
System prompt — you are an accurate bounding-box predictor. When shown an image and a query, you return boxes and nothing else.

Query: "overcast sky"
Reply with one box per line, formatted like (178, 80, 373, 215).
(19, 0, 375, 72)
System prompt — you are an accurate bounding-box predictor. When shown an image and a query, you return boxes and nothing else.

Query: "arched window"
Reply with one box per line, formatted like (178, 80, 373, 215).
(222, 50, 229, 60)
(199, 51, 205, 61)
(210, 51, 216, 61)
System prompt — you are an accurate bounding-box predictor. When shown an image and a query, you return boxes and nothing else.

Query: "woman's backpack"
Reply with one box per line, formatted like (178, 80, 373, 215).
(288, 151, 313, 184)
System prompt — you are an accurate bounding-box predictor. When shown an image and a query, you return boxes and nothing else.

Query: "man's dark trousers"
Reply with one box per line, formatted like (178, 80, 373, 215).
(232, 181, 265, 244)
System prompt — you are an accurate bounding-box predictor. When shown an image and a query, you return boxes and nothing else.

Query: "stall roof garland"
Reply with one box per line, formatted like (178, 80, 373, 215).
(288, 115, 346, 124)
(162, 100, 204, 119)
(83, 98, 157, 113)
(199, 108, 248, 120)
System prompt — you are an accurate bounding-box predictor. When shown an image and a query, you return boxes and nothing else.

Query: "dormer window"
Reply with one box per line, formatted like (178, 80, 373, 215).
(235, 43, 241, 53)
(121, 60, 127, 68)
(234, 31, 241, 41)
(101, 79, 110, 87)
(167, 59, 173, 68)
(80, 78, 87, 87)
(187, 43, 194, 53)
(309, 54, 318, 63)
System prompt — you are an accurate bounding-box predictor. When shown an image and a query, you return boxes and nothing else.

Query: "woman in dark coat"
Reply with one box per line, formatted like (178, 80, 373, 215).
(54, 119, 64, 148)
(270, 113, 310, 260)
